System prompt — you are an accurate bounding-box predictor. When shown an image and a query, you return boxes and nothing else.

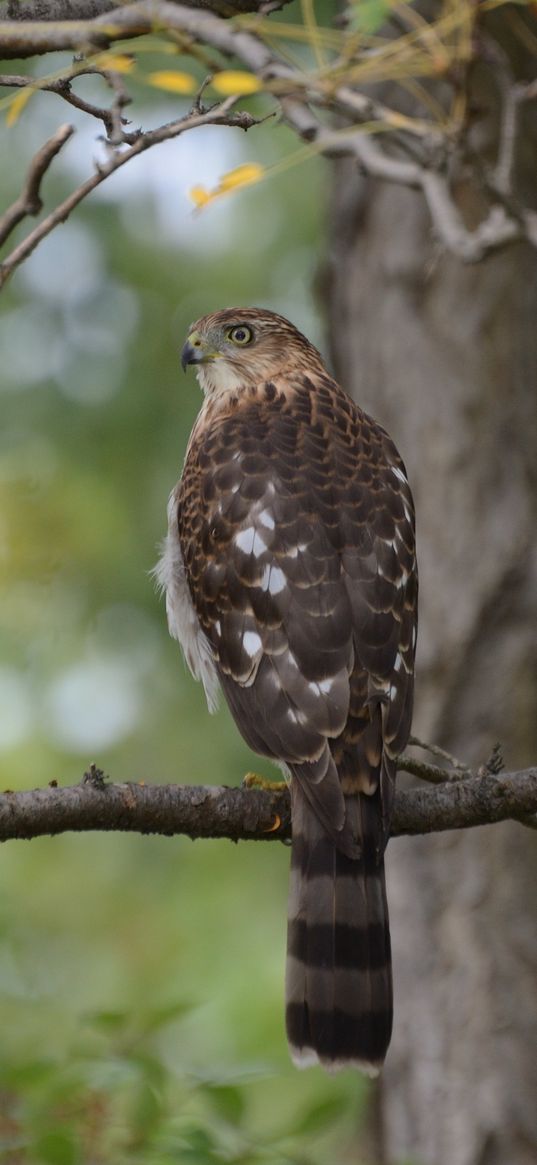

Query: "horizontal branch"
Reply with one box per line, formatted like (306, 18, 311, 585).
(0, 0, 279, 59)
(4, 0, 289, 21)
(6, 0, 117, 19)
(1, 766, 535, 845)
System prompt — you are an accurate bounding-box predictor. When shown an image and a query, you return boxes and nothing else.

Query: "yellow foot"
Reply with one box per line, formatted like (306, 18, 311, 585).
(242, 772, 288, 793)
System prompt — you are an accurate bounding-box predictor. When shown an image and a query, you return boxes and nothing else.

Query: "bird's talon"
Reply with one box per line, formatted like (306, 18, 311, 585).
(264, 814, 282, 833)
(242, 772, 287, 792)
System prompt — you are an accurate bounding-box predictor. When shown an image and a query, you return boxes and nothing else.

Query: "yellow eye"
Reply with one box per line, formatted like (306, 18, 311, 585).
(227, 325, 253, 346)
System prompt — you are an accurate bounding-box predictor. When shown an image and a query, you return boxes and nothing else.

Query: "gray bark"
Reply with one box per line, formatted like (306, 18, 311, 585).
(324, 17, 537, 1165)
(5, 0, 283, 19)
(1, 768, 535, 843)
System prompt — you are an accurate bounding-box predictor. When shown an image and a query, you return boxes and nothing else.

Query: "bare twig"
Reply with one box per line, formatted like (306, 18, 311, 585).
(0, 122, 74, 249)
(0, 766, 536, 844)
(480, 32, 521, 199)
(0, 69, 137, 141)
(397, 740, 537, 830)
(420, 168, 528, 261)
(408, 733, 471, 773)
(279, 99, 424, 187)
(494, 80, 519, 197)
(476, 742, 504, 778)
(0, 96, 261, 290)
(395, 753, 460, 785)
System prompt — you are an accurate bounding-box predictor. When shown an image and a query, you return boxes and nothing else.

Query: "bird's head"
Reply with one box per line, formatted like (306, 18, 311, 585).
(181, 307, 325, 397)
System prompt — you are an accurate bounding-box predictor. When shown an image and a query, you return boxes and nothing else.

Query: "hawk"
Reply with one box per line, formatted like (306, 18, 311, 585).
(156, 307, 417, 1074)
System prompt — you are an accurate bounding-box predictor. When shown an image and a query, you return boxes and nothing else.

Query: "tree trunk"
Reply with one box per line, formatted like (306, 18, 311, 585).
(323, 19, 537, 1163)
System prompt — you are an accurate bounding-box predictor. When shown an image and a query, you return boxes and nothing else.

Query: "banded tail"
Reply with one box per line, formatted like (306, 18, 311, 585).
(285, 787, 392, 1075)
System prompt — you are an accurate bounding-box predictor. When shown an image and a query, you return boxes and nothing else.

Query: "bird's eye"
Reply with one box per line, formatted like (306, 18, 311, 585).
(227, 325, 253, 346)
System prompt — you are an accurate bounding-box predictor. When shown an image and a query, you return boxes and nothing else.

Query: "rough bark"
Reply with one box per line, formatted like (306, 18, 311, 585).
(5, 0, 287, 19)
(324, 15, 537, 1165)
(1, 767, 535, 843)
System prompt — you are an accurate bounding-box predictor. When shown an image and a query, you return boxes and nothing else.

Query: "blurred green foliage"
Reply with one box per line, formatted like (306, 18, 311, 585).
(0, 63, 371, 1163)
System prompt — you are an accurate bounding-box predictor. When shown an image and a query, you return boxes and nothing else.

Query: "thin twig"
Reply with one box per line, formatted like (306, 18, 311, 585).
(0, 69, 137, 141)
(395, 753, 460, 785)
(421, 167, 525, 260)
(279, 98, 423, 187)
(408, 733, 471, 773)
(0, 122, 74, 249)
(494, 81, 519, 196)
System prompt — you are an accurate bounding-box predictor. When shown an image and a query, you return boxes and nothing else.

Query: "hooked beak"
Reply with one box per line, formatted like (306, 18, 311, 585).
(180, 330, 217, 372)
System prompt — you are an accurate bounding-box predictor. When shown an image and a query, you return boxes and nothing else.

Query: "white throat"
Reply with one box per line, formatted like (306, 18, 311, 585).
(196, 360, 246, 397)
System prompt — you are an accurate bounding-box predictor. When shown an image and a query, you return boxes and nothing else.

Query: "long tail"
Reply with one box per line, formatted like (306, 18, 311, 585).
(285, 786, 392, 1075)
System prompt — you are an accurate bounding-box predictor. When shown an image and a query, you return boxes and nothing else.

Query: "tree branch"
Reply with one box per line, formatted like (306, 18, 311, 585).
(6, 0, 117, 19)
(0, 0, 536, 278)
(5, 0, 290, 21)
(1, 766, 535, 845)
(0, 0, 284, 58)
(0, 95, 262, 290)
(0, 69, 137, 143)
(0, 121, 74, 248)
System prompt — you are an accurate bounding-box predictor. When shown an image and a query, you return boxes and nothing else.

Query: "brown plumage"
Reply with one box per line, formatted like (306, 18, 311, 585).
(156, 307, 418, 1074)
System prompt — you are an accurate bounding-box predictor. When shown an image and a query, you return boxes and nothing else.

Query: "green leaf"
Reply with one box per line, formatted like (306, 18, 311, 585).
(129, 1080, 165, 1141)
(33, 1129, 79, 1165)
(85, 1008, 132, 1034)
(292, 1094, 350, 1136)
(203, 1083, 246, 1127)
(350, 0, 391, 35)
(178, 1125, 220, 1164)
(138, 1000, 193, 1036)
(2, 1058, 55, 1089)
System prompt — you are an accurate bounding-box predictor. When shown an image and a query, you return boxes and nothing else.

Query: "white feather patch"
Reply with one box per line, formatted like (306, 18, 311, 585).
(260, 564, 286, 594)
(154, 490, 220, 713)
(243, 630, 263, 658)
(234, 527, 266, 557)
(196, 360, 245, 396)
(258, 508, 276, 531)
(289, 1044, 381, 1077)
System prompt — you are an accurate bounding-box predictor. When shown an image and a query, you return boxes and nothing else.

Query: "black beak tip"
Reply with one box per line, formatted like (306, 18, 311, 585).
(180, 341, 194, 372)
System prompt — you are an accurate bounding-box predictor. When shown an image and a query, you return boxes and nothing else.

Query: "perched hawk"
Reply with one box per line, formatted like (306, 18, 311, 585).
(156, 307, 417, 1074)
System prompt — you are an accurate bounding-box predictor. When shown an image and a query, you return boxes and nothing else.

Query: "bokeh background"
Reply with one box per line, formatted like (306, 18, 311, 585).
(0, 57, 369, 1164)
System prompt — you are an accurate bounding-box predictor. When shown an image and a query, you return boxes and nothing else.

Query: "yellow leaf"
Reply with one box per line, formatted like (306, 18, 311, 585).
(211, 71, 262, 96)
(189, 163, 265, 211)
(189, 185, 214, 210)
(218, 163, 264, 192)
(6, 86, 35, 127)
(92, 52, 134, 73)
(147, 70, 197, 95)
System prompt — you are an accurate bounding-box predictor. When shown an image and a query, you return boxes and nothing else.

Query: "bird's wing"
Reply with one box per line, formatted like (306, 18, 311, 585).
(178, 372, 417, 853)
